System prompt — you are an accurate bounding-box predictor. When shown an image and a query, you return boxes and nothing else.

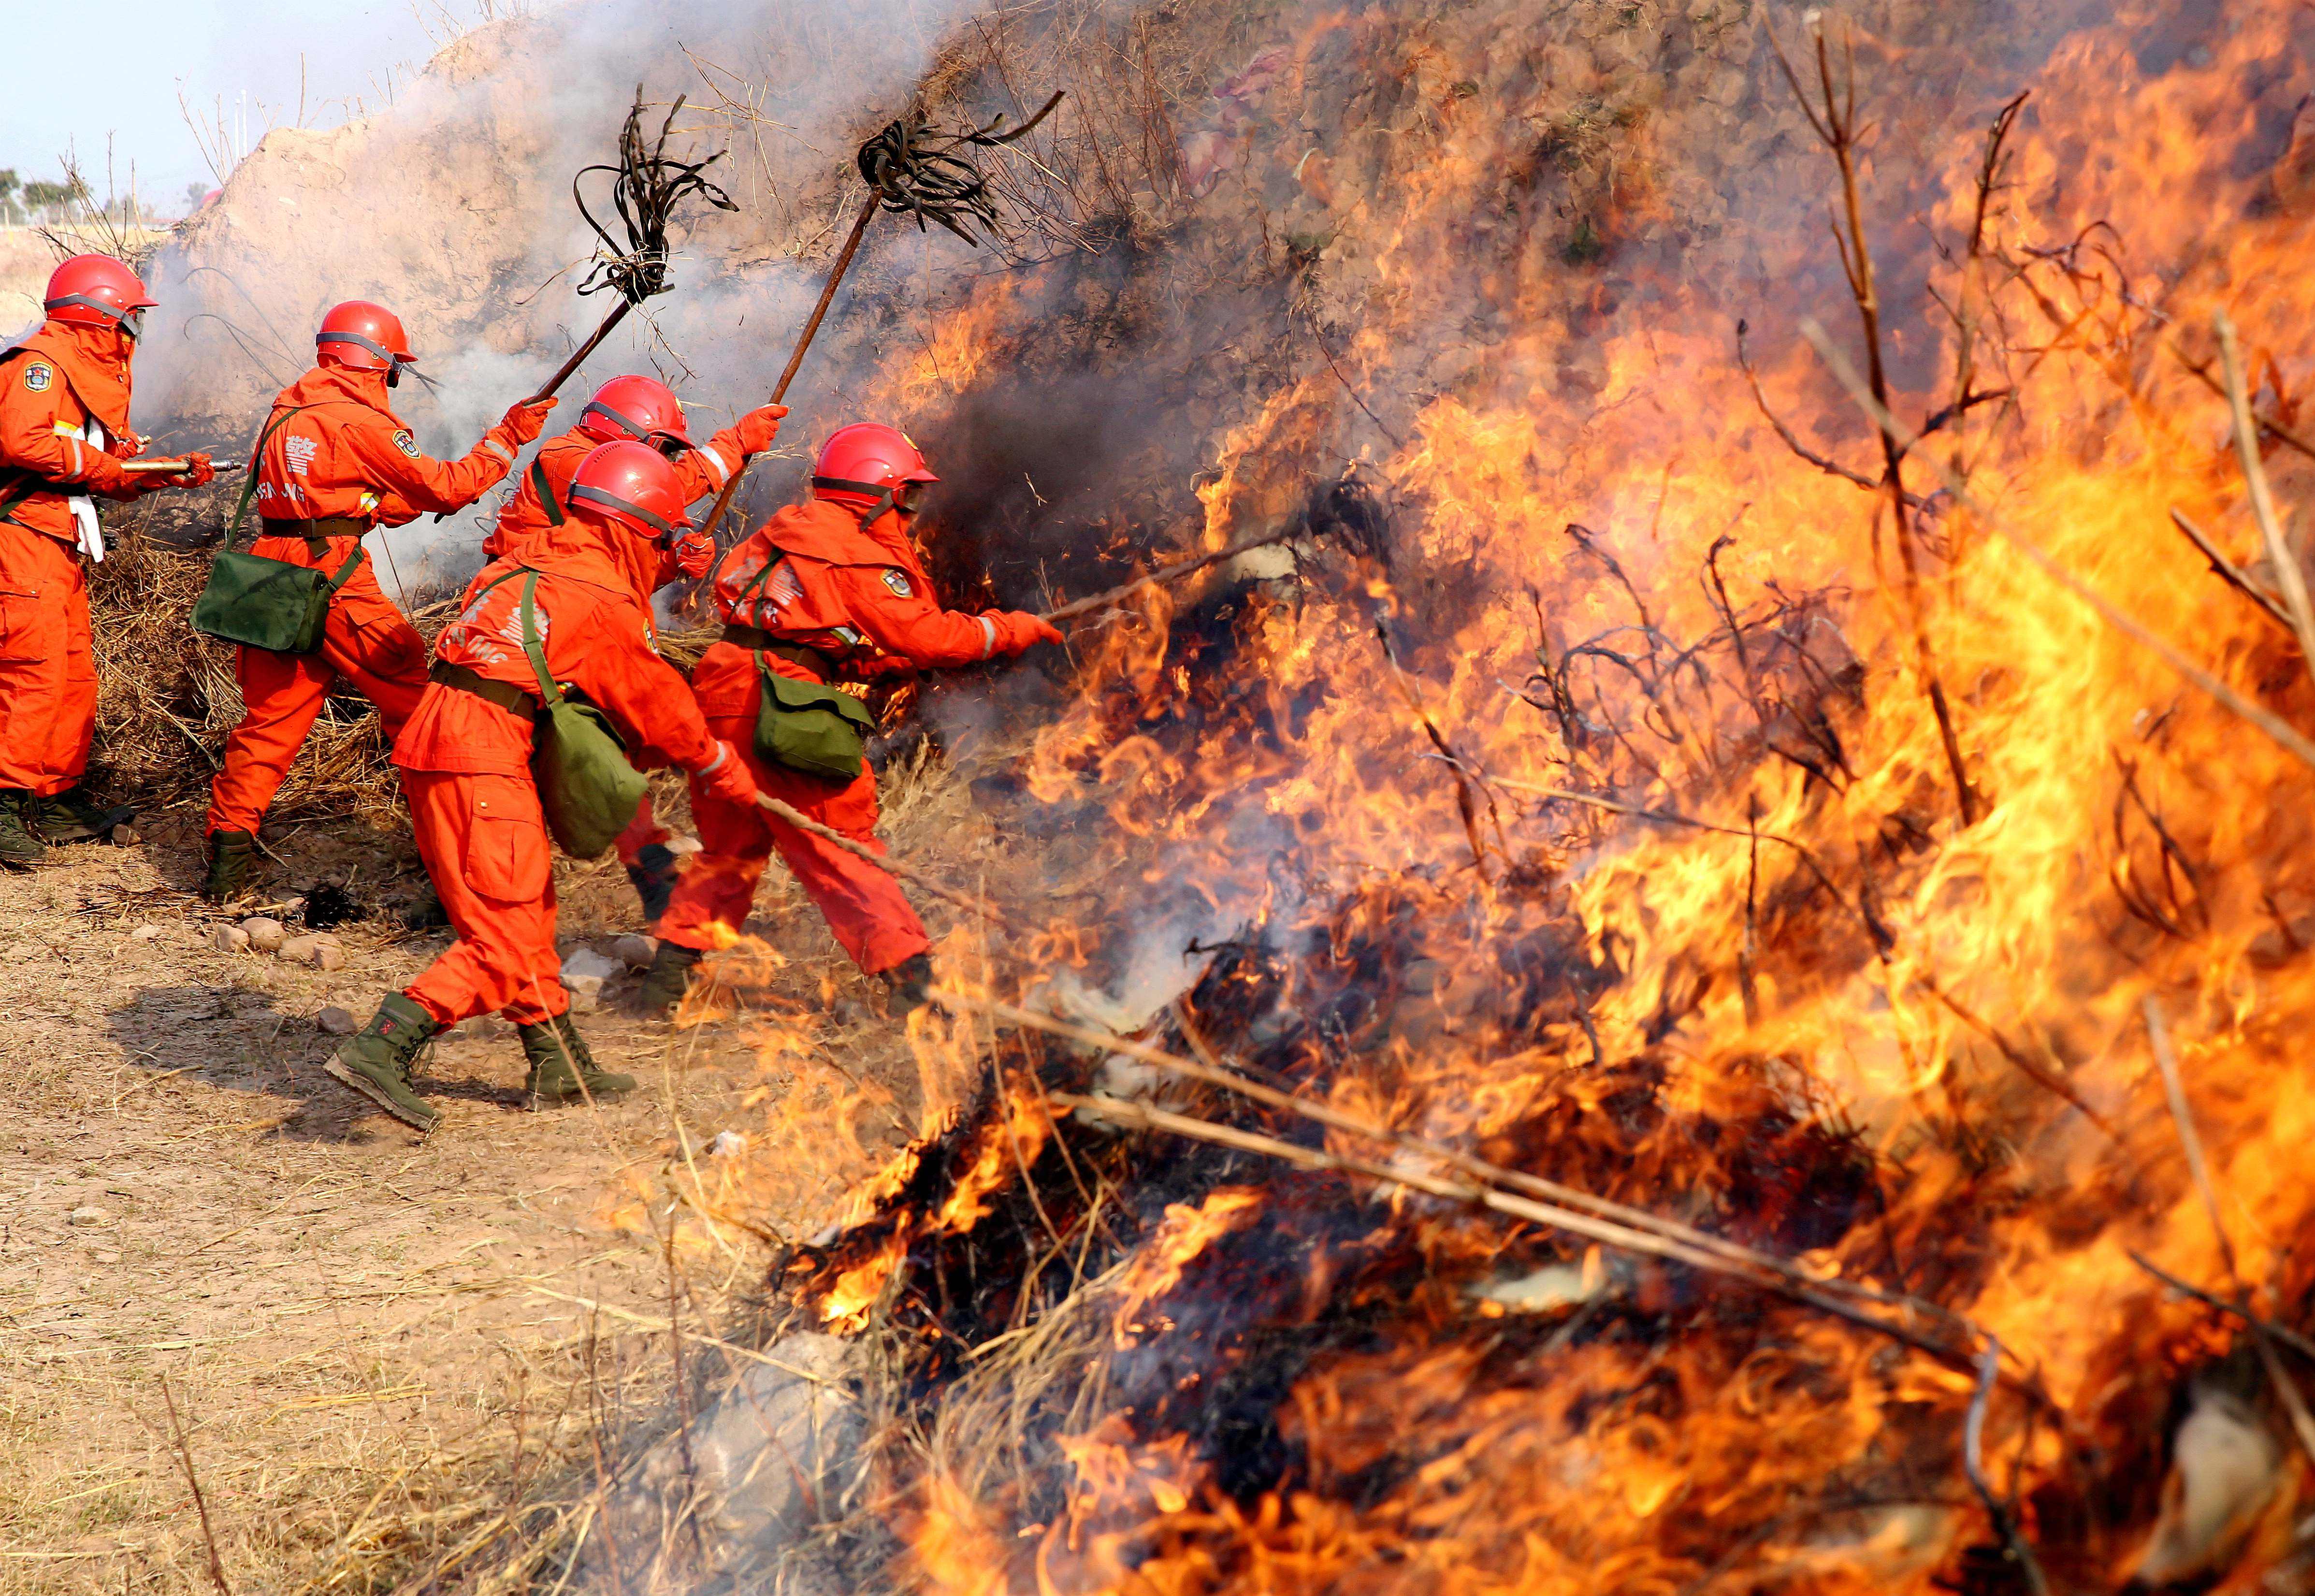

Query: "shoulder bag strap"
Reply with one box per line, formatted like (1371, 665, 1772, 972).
(530, 456, 565, 527)
(226, 405, 311, 546)
(324, 546, 366, 595)
(516, 571, 564, 707)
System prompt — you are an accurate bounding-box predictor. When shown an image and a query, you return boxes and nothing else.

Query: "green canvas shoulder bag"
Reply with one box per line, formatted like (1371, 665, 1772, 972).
(189, 407, 365, 654)
(512, 571, 649, 859)
(733, 555, 874, 783)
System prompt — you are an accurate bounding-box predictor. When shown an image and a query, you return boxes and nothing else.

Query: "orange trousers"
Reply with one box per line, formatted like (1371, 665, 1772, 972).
(401, 769, 568, 1027)
(0, 523, 95, 797)
(656, 719, 927, 974)
(206, 565, 429, 835)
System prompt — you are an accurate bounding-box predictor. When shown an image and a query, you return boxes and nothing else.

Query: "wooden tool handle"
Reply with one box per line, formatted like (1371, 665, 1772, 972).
(695, 191, 883, 549)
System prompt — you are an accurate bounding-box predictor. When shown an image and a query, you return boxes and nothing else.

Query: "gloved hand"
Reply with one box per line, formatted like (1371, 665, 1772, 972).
(117, 431, 147, 460)
(167, 453, 216, 489)
(77, 452, 134, 495)
(691, 742, 760, 810)
(988, 610, 1066, 654)
(501, 397, 557, 446)
(671, 528, 717, 579)
(737, 403, 788, 455)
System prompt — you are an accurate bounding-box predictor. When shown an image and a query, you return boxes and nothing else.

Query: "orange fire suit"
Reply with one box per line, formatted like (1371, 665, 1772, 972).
(204, 365, 544, 836)
(480, 415, 761, 563)
(0, 321, 163, 796)
(473, 414, 762, 873)
(393, 521, 754, 1027)
(655, 499, 1057, 974)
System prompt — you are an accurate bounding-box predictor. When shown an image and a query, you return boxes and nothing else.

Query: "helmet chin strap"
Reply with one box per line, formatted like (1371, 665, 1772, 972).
(811, 474, 898, 528)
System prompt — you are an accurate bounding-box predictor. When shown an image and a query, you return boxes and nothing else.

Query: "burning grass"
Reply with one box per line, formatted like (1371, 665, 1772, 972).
(484, 0, 2315, 1589)
(53, 0, 2315, 1588)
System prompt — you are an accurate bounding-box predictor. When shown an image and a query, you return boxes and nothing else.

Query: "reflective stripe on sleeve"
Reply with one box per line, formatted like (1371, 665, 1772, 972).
(976, 614, 997, 660)
(694, 742, 728, 777)
(483, 438, 515, 465)
(700, 445, 732, 488)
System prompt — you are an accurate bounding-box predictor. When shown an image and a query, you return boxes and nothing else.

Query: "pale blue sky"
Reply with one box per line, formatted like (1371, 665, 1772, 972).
(0, 1, 475, 210)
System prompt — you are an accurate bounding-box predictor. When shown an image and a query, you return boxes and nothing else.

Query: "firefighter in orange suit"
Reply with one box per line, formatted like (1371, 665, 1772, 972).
(201, 300, 556, 900)
(326, 441, 760, 1132)
(641, 423, 1063, 1015)
(0, 254, 214, 868)
(477, 373, 785, 921)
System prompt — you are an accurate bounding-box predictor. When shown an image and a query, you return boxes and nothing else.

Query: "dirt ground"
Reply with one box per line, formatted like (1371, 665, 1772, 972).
(0, 756, 980, 1590)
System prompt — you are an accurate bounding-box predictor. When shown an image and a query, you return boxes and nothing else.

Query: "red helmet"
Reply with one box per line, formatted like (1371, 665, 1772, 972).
(45, 254, 157, 335)
(315, 301, 416, 372)
(566, 440, 692, 544)
(812, 422, 939, 514)
(579, 374, 692, 449)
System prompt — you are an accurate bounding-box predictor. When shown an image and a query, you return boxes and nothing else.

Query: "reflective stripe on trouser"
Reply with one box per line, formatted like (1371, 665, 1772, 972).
(204, 567, 429, 835)
(655, 717, 928, 975)
(0, 522, 96, 796)
(400, 768, 569, 1027)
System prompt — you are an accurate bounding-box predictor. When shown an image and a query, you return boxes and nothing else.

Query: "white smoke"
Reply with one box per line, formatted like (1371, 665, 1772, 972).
(134, 0, 989, 580)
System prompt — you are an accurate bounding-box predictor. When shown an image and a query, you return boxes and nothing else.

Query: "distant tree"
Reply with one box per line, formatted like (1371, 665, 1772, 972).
(21, 181, 72, 223)
(183, 180, 207, 216)
(0, 171, 16, 226)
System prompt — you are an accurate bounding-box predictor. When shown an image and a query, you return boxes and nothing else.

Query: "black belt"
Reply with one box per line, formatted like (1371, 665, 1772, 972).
(722, 627, 835, 679)
(261, 515, 372, 555)
(429, 661, 538, 719)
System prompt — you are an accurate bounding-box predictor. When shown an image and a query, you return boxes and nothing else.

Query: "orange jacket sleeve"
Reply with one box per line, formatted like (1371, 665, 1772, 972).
(334, 410, 523, 516)
(0, 370, 135, 496)
(561, 606, 724, 774)
(833, 563, 1004, 668)
(669, 422, 747, 505)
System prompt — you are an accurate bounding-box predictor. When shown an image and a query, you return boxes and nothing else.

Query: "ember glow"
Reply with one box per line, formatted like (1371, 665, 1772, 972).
(752, 0, 2315, 1589)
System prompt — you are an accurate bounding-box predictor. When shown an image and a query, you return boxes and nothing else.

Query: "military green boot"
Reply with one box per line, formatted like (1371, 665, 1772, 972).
(203, 830, 259, 904)
(323, 993, 442, 1132)
(637, 941, 702, 1017)
(520, 1012, 636, 1105)
(30, 786, 134, 843)
(0, 793, 46, 871)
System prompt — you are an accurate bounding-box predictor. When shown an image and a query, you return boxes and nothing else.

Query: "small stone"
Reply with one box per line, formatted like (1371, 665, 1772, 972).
(315, 943, 346, 972)
(707, 1130, 748, 1159)
(210, 923, 251, 954)
(108, 822, 140, 846)
(316, 1006, 358, 1036)
(243, 917, 286, 953)
(563, 974, 604, 1012)
(67, 1205, 110, 1228)
(455, 1015, 515, 1040)
(278, 935, 322, 965)
(128, 924, 162, 942)
(610, 933, 658, 970)
(562, 948, 624, 984)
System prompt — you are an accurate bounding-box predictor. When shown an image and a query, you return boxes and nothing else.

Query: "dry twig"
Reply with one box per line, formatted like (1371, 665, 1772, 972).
(1799, 318, 2315, 772)
(2145, 998, 2315, 1470)
(2215, 313, 2315, 682)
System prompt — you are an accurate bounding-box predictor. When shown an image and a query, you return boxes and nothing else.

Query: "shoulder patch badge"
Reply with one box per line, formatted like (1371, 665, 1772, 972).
(881, 568, 914, 598)
(391, 429, 420, 459)
(22, 362, 52, 393)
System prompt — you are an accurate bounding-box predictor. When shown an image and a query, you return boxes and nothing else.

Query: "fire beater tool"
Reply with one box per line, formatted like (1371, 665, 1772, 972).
(1039, 524, 1300, 624)
(693, 92, 1066, 550)
(529, 87, 738, 407)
